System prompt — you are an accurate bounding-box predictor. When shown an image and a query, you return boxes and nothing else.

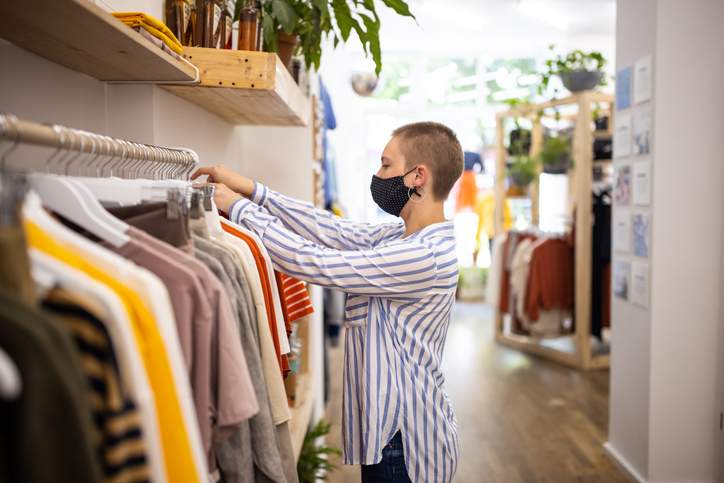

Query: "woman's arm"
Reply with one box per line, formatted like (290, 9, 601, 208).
(194, 165, 404, 250)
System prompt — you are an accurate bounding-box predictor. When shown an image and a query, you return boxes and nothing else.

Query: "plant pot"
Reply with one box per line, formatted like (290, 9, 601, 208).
(506, 183, 528, 198)
(508, 128, 531, 155)
(542, 153, 572, 174)
(560, 70, 603, 92)
(277, 31, 298, 72)
(509, 172, 533, 188)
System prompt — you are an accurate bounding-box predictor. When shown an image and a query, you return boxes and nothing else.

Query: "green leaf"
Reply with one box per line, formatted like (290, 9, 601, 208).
(311, 0, 329, 18)
(380, 0, 415, 20)
(262, 13, 278, 52)
(360, 13, 382, 75)
(332, 0, 355, 41)
(272, 0, 299, 33)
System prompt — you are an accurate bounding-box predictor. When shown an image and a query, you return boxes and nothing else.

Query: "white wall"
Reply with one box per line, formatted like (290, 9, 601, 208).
(608, 1, 724, 481)
(607, 1, 656, 477)
(647, 0, 724, 480)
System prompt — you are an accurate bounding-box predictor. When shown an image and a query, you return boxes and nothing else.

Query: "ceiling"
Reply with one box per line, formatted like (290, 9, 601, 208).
(357, 0, 616, 59)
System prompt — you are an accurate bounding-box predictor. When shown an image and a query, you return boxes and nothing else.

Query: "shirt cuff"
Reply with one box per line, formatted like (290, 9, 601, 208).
(250, 182, 269, 206)
(229, 197, 253, 223)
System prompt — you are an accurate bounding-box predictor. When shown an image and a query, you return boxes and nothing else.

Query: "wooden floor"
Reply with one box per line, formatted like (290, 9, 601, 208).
(323, 302, 629, 483)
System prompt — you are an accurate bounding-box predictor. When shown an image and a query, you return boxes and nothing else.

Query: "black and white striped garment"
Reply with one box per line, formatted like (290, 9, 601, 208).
(229, 183, 460, 483)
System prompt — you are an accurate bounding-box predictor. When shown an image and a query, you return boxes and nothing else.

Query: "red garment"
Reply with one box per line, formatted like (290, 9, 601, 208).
(221, 221, 289, 375)
(524, 238, 574, 321)
(274, 272, 314, 336)
(498, 236, 512, 314)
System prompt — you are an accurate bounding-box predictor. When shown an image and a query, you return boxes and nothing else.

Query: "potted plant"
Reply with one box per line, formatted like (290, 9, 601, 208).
(538, 135, 572, 174)
(503, 98, 532, 156)
(507, 155, 538, 191)
(539, 45, 607, 94)
(297, 420, 341, 483)
(251, 0, 415, 74)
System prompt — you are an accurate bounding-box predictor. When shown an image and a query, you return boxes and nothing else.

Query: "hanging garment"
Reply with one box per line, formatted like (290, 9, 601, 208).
(29, 249, 167, 483)
(42, 288, 151, 482)
(0, 223, 103, 483)
(275, 272, 314, 333)
(220, 226, 292, 426)
(229, 183, 461, 483)
(192, 237, 289, 483)
(0, 290, 104, 483)
(104, 227, 256, 469)
(485, 234, 506, 309)
(455, 170, 477, 212)
(222, 223, 292, 432)
(220, 222, 290, 376)
(591, 190, 612, 339)
(126, 223, 287, 479)
(23, 218, 206, 483)
(524, 238, 574, 322)
(510, 238, 534, 329)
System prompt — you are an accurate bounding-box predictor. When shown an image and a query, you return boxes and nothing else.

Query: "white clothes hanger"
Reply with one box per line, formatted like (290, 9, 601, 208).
(1, 119, 129, 248)
(53, 127, 129, 233)
(0, 347, 21, 401)
(72, 143, 193, 207)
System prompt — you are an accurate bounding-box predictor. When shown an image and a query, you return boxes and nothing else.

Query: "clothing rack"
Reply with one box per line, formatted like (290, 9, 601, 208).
(0, 113, 198, 179)
(493, 91, 614, 370)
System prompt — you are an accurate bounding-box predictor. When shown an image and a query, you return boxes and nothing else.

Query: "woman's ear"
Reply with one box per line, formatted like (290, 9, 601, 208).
(415, 164, 430, 189)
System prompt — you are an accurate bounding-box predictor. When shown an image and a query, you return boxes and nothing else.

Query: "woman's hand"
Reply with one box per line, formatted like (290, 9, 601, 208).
(192, 165, 255, 197)
(210, 182, 243, 213)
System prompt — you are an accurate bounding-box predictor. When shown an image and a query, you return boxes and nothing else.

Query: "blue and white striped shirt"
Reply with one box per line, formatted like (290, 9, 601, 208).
(229, 183, 460, 483)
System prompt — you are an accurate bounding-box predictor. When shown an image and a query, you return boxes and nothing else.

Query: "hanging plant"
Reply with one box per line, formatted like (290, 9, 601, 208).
(507, 155, 538, 189)
(538, 135, 572, 174)
(239, 0, 416, 75)
(503, 98, 532, 156)
(538, 44, 608, 94)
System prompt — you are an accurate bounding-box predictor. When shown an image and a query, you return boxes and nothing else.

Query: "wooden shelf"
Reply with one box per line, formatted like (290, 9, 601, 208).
(163, 47, 310, 126)
(0, 0, 196, 82)
(289, 373, 315, 461)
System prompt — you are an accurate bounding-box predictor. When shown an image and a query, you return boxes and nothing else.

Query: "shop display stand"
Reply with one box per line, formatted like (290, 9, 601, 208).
(493, 91, 614, 370)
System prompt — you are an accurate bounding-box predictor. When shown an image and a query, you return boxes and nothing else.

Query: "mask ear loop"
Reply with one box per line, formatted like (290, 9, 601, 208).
(406, 167, 424, 202)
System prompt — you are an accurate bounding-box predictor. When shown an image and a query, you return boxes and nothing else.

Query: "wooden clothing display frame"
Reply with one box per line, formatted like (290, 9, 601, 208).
(493, 91, 614, 370)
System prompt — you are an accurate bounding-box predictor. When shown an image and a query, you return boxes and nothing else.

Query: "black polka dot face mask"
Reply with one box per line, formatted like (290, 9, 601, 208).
(369, 166, 420, 217)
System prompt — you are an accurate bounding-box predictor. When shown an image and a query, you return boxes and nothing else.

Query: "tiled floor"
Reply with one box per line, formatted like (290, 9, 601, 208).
(323, 302, 628, 483)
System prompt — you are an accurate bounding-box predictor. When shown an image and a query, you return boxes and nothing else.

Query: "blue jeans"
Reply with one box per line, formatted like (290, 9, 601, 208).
(360, 432, 412, 483)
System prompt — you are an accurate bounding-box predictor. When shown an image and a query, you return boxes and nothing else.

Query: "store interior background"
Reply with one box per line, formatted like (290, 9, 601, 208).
(1, 0, 723, 482)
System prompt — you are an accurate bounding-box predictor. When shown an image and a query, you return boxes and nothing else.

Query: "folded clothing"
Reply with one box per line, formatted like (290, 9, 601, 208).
(113, 12, 183, 54)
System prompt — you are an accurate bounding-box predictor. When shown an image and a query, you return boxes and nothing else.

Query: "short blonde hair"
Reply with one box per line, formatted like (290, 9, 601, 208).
(392, 122, 464, 200)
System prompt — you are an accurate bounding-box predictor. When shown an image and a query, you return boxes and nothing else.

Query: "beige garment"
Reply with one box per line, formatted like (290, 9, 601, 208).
(220, 233, 291, 425)
(510, 238, 534, 329)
